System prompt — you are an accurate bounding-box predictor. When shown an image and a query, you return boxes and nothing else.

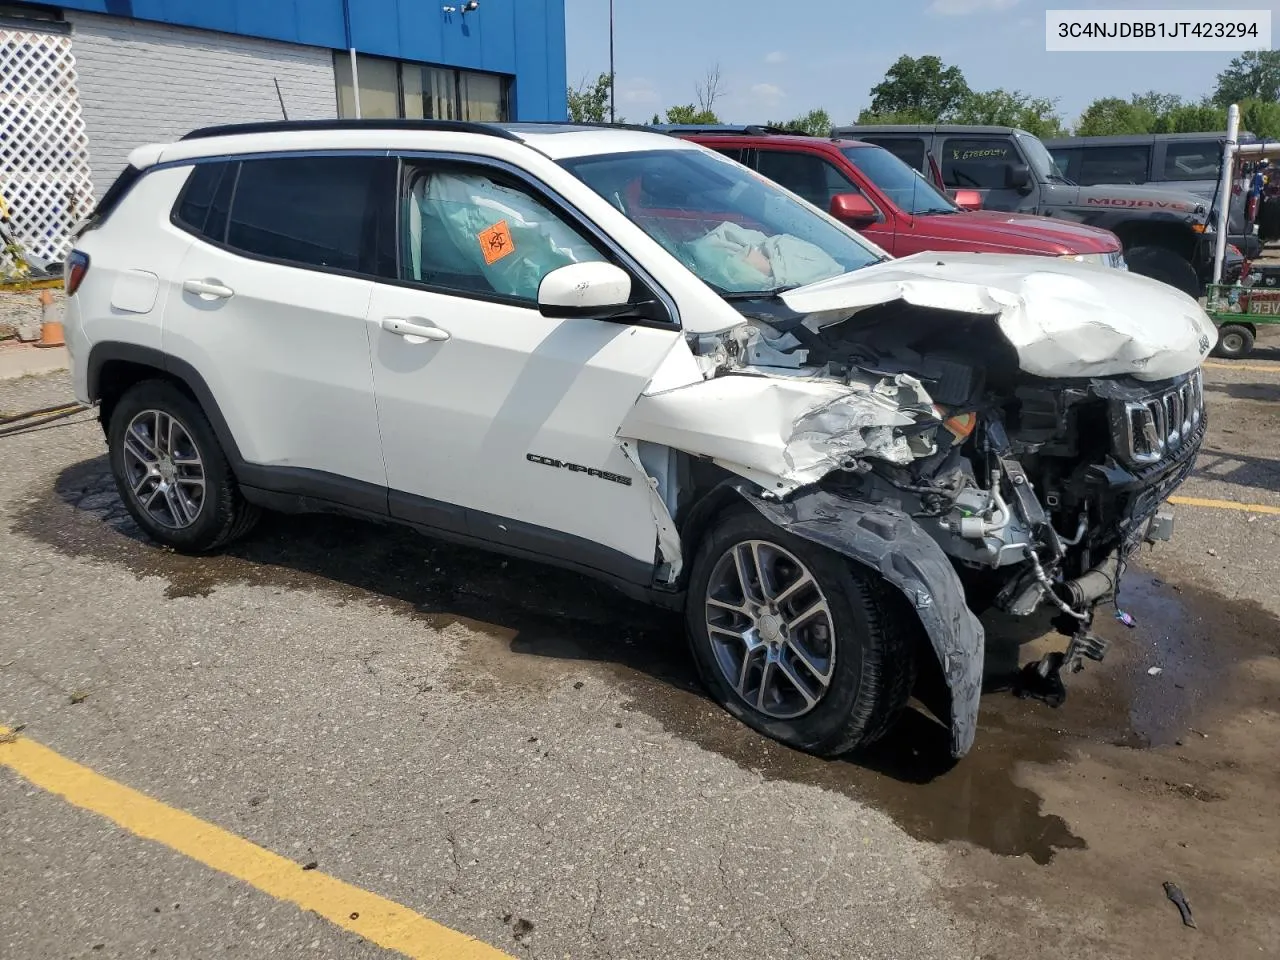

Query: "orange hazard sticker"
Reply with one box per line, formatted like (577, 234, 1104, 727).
(478, 219, 515, 265)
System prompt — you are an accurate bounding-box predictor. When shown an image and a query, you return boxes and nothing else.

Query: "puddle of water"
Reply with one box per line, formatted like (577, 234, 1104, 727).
(13, 455, 1276, 867)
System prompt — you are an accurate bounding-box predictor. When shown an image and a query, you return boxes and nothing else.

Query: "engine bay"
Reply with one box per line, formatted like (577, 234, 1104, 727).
(686, 299, 1206, 694)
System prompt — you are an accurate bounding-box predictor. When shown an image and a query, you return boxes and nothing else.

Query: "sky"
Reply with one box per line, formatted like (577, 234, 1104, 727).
(564, 0, 1280, 128)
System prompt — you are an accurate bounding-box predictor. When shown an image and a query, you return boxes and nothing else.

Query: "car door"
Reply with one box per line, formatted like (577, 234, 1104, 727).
(1076, 144, 1152, 185)
(163, 155, 396, 505)
(366, 155, 685, 578)
(937, 135, 1029, 212)
(754, 147, 893, 251)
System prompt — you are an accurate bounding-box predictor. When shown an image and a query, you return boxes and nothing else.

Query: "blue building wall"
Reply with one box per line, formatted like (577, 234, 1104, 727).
(31, 0, 567, 119)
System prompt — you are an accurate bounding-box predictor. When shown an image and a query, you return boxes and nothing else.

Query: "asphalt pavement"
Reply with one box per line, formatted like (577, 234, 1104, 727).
(2, 355, 1278, 960)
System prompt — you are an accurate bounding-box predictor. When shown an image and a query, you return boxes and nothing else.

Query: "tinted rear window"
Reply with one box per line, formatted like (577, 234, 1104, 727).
(859, 136, 926, 172)
(226, 156, 394, 274)
(1077, 145, 1151, 185)
(174, 162, 234, 242)
(1162, 140, 1221, 182)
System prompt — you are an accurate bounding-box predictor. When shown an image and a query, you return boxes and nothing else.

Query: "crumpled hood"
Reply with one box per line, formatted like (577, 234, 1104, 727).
(951, 210, 1120, 252)
(777, 251, 1216, 381)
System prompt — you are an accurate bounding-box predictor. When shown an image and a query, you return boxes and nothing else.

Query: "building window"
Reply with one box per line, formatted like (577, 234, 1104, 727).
(334, 53, 510, 122)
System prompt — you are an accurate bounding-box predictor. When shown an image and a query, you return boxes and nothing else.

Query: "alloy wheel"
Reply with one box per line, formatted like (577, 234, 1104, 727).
(704, 539, 837, 719)
(122, 409, 206, 529)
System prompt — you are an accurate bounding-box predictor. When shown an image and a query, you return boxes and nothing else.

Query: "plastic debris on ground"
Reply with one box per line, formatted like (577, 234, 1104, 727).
(1163, 881, 1197, 929)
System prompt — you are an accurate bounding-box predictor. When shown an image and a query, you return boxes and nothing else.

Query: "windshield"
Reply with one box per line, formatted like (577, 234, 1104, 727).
(559, 148, 882, 296)
(841, 145, 957, 216)
(1018, 134, 1071, 183)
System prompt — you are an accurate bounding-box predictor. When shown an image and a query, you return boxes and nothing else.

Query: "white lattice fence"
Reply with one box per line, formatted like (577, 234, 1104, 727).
(1, 28, 94, 269)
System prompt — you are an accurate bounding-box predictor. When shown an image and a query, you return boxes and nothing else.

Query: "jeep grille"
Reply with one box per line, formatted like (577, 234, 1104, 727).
(1122, 371, 1204, 464)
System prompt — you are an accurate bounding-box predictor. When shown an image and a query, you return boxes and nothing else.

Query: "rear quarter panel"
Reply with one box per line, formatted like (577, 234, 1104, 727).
(72, 166, 197, 386)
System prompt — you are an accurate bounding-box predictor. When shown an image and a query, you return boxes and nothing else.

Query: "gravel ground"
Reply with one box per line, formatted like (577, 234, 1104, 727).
(1, 362, 1277, 960)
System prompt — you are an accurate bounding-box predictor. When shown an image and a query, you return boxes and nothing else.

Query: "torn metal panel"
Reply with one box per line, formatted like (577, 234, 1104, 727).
(618, 440, 683, 583)
(777, 252, 1216, 382)
(619, 373, 933, 495)
(737, 486, 985, 759)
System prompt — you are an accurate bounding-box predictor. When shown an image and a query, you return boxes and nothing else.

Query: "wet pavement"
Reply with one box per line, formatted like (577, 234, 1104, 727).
(2, 364, 1279, 959)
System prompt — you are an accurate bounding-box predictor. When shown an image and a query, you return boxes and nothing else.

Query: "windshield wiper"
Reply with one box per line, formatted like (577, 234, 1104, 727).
(1045, 174, 1075, 185)
(721, 284, 804, 301)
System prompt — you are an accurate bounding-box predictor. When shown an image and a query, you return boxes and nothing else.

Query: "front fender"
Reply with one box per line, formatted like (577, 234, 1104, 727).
(736, 485, 984, 758)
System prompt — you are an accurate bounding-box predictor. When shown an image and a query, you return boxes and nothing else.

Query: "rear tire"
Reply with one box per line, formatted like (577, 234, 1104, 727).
(1213, 324, 1255, 359)
(1125, 245, 1201, 298)
(107, 379, 259, 553)
(684, 508, 915, 757)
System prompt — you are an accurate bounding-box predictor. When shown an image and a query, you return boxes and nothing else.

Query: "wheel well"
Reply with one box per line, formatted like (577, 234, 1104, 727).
(673, 464, 752, 588)
(95, 359, 197, 427)
(1111, 220, 1197, 261)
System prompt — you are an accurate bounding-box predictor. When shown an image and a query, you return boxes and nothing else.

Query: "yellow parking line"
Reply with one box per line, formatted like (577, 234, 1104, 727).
(1169, 495, 1280, 516)
(0, 727, 513, 960)
(1202, 361, 1280, 373)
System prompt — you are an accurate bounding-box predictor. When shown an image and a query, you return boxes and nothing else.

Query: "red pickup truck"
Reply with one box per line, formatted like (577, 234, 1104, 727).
(663, 126, 1127, 267)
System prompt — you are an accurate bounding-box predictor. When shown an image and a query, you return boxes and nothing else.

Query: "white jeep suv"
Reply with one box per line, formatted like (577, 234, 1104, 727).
(63, 120, 1215, 760)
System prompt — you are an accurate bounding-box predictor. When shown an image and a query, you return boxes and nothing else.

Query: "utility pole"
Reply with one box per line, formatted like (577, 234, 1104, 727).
(609, 0, 615, 123)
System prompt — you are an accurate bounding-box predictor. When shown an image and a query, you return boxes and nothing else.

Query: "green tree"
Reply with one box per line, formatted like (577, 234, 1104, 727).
(1129, 90, 1184, 118)
(1213, 51, 1280, 106)
(663, 104, 720, 124)
(1153, 103, 1227, 134)
(766, 108, 832, 136)
(1241, 98, 1280, 140)
(951, 89, 1066, 138)
(567, 73, 611, 123)
(1073, 96, 1158, 136)
(1073, 91, 1232, 136)
(853, 106, 933, 125)
(866, 55, 970, 121)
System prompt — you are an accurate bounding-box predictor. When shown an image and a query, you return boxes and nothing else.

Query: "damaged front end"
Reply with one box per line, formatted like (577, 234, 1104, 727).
(621, 257, 1211, 758)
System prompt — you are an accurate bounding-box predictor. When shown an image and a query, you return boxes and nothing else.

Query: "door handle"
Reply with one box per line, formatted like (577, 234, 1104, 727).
(183, 278, 234, 300)
(381, 317, 450, 342)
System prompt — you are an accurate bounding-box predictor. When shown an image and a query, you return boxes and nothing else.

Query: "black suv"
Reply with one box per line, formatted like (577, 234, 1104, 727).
(836, 123, 1244, 297)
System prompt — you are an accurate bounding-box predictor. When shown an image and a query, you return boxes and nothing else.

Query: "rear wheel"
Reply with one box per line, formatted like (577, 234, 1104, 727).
(1213, 324, 1255, 359)
(685, 508, 915, 757)
(1125, 245, 1201, 298)
(107, 380, 259, 552)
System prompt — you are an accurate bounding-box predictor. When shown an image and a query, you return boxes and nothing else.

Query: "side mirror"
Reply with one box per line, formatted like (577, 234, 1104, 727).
(538, 261, 634, 320)
(1006, 164, 1032, 192)
(829, 192, 878, 227)
(953, 189, 983, 211)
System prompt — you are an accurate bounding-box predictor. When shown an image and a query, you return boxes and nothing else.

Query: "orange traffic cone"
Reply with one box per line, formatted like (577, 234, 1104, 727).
(34, 289, 64, 348)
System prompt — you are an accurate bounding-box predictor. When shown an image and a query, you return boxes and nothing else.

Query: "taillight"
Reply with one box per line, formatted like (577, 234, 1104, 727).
(65, 250, 89, 297)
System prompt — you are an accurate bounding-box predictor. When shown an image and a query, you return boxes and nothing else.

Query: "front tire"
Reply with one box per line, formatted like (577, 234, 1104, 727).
(107, 379, 259, 552)
(684, 508, 915, 757)
(1125, 245, 1201, 298)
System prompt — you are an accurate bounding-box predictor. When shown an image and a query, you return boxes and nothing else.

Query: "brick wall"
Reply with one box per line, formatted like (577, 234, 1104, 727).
(66, 12, 339, 198)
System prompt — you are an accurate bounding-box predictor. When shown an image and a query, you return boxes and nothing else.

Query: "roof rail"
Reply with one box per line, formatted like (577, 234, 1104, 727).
(652, 124, 814, 137)
(505, 119, 658, 133)
(180, 118, 524, 142)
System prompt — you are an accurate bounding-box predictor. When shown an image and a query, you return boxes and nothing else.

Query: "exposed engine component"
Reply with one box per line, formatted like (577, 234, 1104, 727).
(674, 292, 1206, 718)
